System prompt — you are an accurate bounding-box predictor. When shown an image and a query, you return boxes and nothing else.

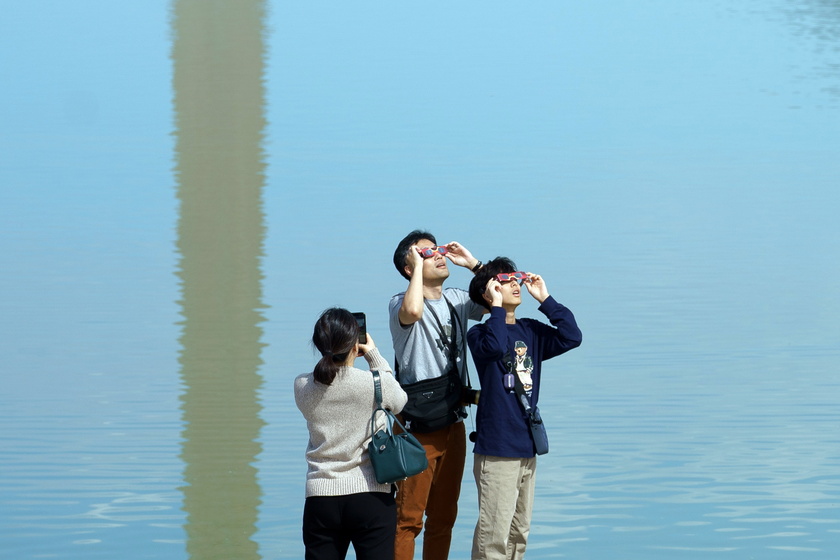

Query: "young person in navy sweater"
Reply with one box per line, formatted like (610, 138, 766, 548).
(466, 257, 582, 560)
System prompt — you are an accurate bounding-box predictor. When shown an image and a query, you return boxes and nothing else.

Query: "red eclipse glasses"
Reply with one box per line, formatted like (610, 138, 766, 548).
(418, 246, 449, 258)
(495, 271, 529, 283)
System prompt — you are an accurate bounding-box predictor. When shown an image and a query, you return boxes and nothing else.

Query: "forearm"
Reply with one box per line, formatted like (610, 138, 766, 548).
(444, 241, 481, 272)
(363, 347, 391, 373)
(539, 296, 583, 347)
(467, 308, 508, 360)
(398, 274, 425, 325)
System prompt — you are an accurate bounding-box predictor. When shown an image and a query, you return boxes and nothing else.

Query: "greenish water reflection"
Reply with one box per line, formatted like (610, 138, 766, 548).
(172, 1, 268, 559)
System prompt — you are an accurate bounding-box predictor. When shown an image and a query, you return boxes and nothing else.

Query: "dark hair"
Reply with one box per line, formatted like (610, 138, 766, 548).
(312, 308, 360, 385)
(393, 230, 437, 280)
(468, 257, 518, 310)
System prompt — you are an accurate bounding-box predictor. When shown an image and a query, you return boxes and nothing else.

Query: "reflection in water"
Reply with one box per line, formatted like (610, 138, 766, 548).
(171, 1, 268, 559)
(785, 0, 840, 96)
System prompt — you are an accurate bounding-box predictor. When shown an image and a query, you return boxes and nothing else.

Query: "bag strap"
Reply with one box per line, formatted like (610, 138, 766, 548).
(372, 370, 383, 406)
(507, 359, 534, 415)
(370, 370, 392, 438)
(395, 294, 465, 383)
(507, 359, 545, 455)
(371, 370, 416, 438)
(442, 295, 472, 389)
(423, 299, 456, 360)
(423, 295, 471, 388)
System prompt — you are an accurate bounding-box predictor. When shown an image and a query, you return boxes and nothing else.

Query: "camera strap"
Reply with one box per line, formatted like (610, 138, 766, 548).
(394, 294, 471, 390)
(428, 295, 472, 389)
(508, 359, 534, 416)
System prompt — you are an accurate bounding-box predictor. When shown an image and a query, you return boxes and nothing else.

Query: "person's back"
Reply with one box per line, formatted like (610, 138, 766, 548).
(295, 363, 403, 495)
(295, 308, 407, 560)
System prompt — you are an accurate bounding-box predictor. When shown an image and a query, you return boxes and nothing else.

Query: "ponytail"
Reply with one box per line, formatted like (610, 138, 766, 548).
(312, 352, 348, 386)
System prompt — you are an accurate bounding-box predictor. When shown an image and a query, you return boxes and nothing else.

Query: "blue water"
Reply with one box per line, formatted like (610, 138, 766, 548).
(2, 1, 839, 558)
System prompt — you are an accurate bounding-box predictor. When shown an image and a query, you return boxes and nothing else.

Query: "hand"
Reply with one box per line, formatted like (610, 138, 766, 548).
(523, 273, 549, 303)
(358, 333, 377, 356)
(443, 241, 477, 269)
(484, 279, 504, 307)
(407, 244, 425, 270)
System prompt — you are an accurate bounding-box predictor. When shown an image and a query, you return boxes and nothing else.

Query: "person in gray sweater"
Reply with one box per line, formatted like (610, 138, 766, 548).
(295, 307, 408, 560)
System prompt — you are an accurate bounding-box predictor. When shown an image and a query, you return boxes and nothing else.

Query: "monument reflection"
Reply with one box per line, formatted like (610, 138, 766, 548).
(172, 1, 268, 558)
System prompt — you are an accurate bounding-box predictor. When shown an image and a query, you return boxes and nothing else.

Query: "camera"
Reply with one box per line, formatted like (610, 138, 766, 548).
(461, 387, 480, 406)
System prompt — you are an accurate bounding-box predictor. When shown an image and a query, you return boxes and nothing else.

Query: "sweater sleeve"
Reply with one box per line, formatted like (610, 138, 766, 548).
(363, 347, 407, 413)
(363, 346, 392, 374)
(466, 307, 509, 362)
(535, 296, 583, 360)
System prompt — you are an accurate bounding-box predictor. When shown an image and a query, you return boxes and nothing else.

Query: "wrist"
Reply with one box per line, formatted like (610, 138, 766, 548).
(470, 259, 482, 273)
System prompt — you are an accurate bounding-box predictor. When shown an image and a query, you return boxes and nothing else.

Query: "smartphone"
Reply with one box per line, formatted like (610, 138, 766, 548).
(352, 312, 367, 344)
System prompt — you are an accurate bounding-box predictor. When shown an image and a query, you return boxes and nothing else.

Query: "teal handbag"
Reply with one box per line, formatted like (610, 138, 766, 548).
(368, 371, 429, 484)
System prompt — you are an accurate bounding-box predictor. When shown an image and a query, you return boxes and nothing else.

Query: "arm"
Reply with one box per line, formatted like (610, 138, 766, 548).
(467, 307, 509, 362)
(523, 273, 549, 304)
(465, 278, 507, 361)
(381, 370, 408, 414)
(398, 245, 425, 325)
(360, 337, 408, 413)
(536, 296, 583, 359)
(519, 273, 581, 358)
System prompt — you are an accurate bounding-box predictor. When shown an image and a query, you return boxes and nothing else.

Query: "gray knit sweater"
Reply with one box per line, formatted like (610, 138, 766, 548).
(294, 348, 408, 497)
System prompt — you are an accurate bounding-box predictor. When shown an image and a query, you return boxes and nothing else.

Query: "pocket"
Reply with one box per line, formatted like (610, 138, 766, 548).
(400, 371, 463, 432)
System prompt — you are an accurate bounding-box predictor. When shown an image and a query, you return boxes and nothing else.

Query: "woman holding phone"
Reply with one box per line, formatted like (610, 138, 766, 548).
(294, 308, 408, 560)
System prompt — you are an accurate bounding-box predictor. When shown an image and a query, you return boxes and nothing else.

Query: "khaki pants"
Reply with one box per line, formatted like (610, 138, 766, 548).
(472, 454, 537, 560)
(394, 421, 466, 560)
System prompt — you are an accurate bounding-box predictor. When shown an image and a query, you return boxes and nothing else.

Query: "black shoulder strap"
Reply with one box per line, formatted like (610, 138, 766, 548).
(423, 299, 456, 358)
(443, 295, 471, 388)
(371, 370, 383, 406)
(507, 359, 532, 414)
(395, 295, 471, 387)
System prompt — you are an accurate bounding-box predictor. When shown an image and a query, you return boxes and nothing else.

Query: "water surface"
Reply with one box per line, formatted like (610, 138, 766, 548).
(1, 1, 839, 558)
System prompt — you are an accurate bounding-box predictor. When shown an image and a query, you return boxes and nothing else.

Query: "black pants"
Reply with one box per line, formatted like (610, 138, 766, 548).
(302, 491, 396, 560)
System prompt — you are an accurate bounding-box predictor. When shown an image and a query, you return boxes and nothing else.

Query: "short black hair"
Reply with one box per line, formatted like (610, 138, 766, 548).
(393, 230, 437, 280)
(468, 257, 518, 310)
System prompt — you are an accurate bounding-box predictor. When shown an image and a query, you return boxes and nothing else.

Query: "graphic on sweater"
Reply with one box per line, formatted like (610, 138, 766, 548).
(513, 340, 533, 392)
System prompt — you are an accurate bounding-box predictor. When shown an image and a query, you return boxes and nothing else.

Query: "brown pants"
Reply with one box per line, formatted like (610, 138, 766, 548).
(394, 421, 466, 560)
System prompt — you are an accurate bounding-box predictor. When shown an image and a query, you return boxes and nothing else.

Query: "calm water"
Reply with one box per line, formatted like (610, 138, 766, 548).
(2, 1, 839, 558)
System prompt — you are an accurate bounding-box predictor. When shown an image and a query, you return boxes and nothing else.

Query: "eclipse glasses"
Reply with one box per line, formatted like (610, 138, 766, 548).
(495, 271, 529, 284)
(418, 246, 449, 258)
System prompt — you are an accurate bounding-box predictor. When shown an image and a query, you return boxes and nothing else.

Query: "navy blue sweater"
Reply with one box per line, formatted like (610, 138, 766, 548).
(467, 296, 582, 458)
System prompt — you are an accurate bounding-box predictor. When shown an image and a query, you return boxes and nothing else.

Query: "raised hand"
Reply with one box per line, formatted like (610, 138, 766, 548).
(358, 333, 377, 356)
(524, 273, 549, 303)
(443, 241, 478, 269)
(484, 278, 504, 308)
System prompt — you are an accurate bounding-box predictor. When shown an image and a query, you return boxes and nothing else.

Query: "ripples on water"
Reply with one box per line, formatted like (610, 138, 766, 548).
(530, 361, 840, 559)
(1, 388, 185, 558)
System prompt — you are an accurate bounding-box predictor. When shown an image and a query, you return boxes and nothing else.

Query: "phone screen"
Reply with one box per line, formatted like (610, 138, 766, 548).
(352, 312, 367, 344)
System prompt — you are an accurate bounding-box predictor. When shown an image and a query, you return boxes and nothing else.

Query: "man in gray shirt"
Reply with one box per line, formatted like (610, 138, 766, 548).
(389, 230, 486, 560)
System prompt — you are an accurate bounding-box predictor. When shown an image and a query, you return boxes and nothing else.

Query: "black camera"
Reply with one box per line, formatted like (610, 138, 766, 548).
(461, 387, 480, 406)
